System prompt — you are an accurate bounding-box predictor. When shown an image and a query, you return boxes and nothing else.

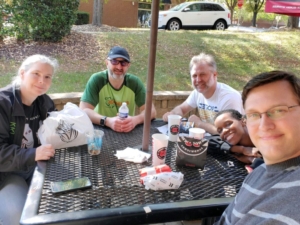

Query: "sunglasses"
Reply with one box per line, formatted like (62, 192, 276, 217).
(108, 59, 129, 67)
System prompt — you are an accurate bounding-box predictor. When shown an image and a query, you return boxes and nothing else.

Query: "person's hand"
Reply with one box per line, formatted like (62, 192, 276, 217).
(231, 146, 262, 158)
(35, 144, 55, 161)
(245, 165, 254, 173)
(162, 112, 172, 122)
(105, 116, 119, 131)
(233, 154, 255, 164)
(187, 115, 201, 127)
(118, 116, 137, 132)
(230, 146, 262, 165)
(252, 147, 262, 158)
(106, 116, 136, 132)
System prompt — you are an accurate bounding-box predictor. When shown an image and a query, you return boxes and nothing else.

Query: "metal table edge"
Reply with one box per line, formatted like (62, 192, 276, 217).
(21, 196, 232, 225)
(20, 119, 241, 225)
(20, 160, 233, 224)
(20, 161, 47, 223)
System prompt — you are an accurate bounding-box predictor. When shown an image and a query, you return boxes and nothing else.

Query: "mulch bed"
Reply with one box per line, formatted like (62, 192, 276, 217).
(0, 24, 124, 62)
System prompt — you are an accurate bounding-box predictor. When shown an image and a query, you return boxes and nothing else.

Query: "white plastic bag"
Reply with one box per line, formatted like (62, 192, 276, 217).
(38, 102, 94, 149)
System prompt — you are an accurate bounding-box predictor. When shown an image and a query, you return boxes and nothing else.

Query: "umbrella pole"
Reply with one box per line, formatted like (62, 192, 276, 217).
(142, 0, 160, 151)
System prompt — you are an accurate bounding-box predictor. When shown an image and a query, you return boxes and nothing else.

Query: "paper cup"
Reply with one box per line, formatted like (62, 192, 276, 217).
(152, 134, 169, 166)
(85, 130, 104, 155)
(189, 128, 205, 140)
(168, 115, 182, 142)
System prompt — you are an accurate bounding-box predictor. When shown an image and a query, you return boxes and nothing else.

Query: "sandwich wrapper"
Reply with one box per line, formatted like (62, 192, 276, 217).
(139, 164, 172, 177)
(139, 165, 184, 191)
(114, 147, 151, 163)
(141, 171, 184, 191)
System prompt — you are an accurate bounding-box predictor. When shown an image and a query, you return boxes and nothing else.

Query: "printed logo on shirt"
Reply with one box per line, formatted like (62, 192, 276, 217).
(198, 108, 217, 124)
(104, 97, 130, 110)
(10, 122, 16, 135)
(104, 97, 124, 109)
(21, 124, 34, 149)
(197, 103, 219, 124)
(198, 103, 218, 112)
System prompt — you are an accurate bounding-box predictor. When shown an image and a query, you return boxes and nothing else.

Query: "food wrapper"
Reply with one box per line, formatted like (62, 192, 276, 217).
(139, 164, 172, 184)
(141, 172, 184, 191)
(139, 164, 172, 177)
(114, 147, 151, 163)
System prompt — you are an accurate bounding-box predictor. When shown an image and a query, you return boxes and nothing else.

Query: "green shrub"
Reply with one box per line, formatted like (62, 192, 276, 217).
(75, 11, 89, 25)
(3, 0, 80, 42)
(0, 0, 6, 41)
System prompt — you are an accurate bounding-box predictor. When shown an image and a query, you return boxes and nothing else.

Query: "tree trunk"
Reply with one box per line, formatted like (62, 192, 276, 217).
(288, 16, 299, 28)
(92, 0, 103, 26)
(252, 12, 257, 27)
(0, 16, 3, 41)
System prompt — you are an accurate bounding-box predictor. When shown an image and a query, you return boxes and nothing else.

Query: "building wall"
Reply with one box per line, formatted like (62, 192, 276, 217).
(103, 0, 138, 28)
(78, 0, 138, 27)
(77, 0, 185, 28)
(78, 0, 93, 24)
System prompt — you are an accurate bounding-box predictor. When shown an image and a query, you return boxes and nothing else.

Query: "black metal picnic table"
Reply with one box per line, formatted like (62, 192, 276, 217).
(20, 119, 247, 225)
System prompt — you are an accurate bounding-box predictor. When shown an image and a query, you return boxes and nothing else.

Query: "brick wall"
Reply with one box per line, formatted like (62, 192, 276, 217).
(49, 91, 197, 119)
(78, 0, 138, 27)
(78, 0, 186, 28)
(78, 1, 93, 24)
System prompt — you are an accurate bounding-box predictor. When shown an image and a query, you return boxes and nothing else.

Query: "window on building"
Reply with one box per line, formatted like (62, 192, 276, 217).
(137, 1, 166, 27)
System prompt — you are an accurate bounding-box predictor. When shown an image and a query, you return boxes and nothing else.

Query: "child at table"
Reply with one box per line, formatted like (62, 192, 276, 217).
(212, 109, 264, 172)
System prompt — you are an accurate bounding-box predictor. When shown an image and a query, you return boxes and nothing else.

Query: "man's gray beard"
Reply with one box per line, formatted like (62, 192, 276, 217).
(108, 69, 125, 80)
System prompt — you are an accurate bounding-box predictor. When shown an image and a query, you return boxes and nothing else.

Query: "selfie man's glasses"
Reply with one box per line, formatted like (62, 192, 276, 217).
(244, 105, 300, 124)
(108, 58, 129, 67)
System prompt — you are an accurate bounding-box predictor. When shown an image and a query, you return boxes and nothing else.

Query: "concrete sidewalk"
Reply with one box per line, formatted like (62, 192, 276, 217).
(227, 25, 267, 32)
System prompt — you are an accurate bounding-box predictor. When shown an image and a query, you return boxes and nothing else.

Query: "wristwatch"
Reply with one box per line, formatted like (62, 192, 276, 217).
(100, 116, 107, 127)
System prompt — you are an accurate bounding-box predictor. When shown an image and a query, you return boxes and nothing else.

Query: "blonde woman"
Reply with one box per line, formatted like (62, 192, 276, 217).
(0, 55, 58, 225)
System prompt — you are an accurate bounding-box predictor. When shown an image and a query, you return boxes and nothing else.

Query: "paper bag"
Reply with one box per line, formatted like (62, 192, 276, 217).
(38, 102, 94, 149)
(175, 136, 208, 169)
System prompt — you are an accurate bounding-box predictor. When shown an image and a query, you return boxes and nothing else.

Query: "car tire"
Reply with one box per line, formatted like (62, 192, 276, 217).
(167, 19, 181, 31)
(214, 20, 226, 30)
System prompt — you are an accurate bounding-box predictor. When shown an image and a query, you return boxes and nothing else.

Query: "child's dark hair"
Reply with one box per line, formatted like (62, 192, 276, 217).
(214, 109, 243, 121)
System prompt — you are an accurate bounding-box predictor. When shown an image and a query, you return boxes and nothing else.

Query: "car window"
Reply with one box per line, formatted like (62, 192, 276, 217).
(200, 4, 212, 11)
(188, 3, 200, 12)
(212, 4, 225, 11)
(168, 2, 189, 11)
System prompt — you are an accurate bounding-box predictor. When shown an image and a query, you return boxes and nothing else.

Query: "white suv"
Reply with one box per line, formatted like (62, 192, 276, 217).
(158, 1, 231, 31)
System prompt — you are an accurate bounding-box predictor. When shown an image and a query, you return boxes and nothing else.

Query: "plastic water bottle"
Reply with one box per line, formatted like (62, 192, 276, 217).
(119, 102, 129, 120)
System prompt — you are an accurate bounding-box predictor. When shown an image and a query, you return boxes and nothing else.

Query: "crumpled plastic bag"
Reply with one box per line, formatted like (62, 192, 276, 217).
(141, 172, 184, 191)
(115, 147, 151, 163)
(38, 102, 94, 149)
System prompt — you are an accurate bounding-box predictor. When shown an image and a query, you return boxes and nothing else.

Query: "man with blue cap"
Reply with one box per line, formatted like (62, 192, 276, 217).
(80, 46, 156, 133)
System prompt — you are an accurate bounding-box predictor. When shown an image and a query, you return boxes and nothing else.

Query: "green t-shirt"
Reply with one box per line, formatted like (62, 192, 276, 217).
(81, 70, 146, 117)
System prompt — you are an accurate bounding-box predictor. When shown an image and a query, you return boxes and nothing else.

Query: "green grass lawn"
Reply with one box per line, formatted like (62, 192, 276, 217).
(1, 29, 299, 93)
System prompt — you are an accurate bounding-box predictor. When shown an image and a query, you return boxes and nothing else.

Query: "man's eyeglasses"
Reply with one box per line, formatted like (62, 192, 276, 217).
(244, 105, 300, 124)
(108, 58, 129, 67)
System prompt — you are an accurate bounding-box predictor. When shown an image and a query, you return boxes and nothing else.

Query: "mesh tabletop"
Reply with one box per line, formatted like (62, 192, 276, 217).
(21, 120, 248, 225)
(37, 120, 247, 215)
